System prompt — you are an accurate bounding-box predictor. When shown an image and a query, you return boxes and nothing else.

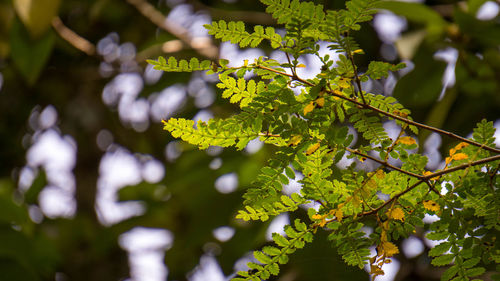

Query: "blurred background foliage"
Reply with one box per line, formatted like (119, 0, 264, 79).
(0, 0, 498, 280)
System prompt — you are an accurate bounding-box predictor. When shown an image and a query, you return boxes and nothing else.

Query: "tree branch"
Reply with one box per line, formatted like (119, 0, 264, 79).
(345, 147, 424, 179)
(423, 154, 500, 180)
(254, 64, 500, 154)
(51, 17, 96, 56)
(187, 0, 275, 26)
(126, 0, 219, 60)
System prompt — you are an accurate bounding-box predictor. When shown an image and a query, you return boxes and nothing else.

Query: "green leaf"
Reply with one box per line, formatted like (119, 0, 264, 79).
(262, 246, 281, 256)
(441, 265, 459, 281)
(268, 262, 280, 275)
(254, 251, 272, 264)
(272, 233, 289, 247)
(426, 231, 450, 241)
(429, 242, 451, 257)
(465, 267, 485, 277)
(431, 254, 454, 266)
(284, 166, 295, 179)
(462, 257, 480, 269)
(10, 18, 55, 85)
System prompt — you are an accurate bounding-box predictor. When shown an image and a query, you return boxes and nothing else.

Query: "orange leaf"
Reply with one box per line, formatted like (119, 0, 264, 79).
(397, 136, 416, 145)
(451, 153, 468, 161)
(376, 170, 385, 179)
(454, 142, 469, 150)
(445, 157, 452, 165)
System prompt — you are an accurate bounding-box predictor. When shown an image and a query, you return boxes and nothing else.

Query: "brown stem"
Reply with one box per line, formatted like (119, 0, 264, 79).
(126, 0, 219, 59)
(424, 154, 500, 180)
(345, 147, 424, 179)
(51, 17, 96, 56)
(348, 53, 367, 104)
(187, 0, 275, 25)
(362, 180, 425, 216)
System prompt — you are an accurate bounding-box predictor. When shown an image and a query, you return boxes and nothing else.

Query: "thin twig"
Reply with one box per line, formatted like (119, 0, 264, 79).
(348, 52, 367, 104)
(345, 147, 425, 179)
(362, 180, 426, 216)
(423, 154, 500, 180)
(126, 0, 219, 59)
(187, 0, 275, 25)
(51, 17, 96, 56)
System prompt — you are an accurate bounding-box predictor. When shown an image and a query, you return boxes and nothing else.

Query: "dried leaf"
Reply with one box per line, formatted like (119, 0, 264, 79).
(381, 241, 399, 257)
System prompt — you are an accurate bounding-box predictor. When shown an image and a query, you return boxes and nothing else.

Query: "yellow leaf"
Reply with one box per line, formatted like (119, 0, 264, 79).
(366, 179, 377, 189)
(449, 148, 456, 156)
(381, 241, 399, 257)
(287, 135, 303, 147)
(296, 63, 306, 68)
(451, 153, 468, 161)
(376, 170, 385, 179)
(338, 78, 351, 88)
(334, 208, 343, 222)
(397, 136, 416, 145)
(306, 143, 321, 155)
(392, 109, 408, 118)
(311, 214, 323, 220)
(315, 97, 325, 107)
(423, 171, 440, 180)
(386, 208, 405, 222)
(243, 59, 248, 66)
(423, 200, 440, 212)
(352, 49, 364, 55)
(303, 101, 315, 115)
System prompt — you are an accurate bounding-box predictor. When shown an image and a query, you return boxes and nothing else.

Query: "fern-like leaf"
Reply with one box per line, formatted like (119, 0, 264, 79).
(205, 20, 282, 48)
(163, 117, 260, 150)
(147, 57, 212, 72)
